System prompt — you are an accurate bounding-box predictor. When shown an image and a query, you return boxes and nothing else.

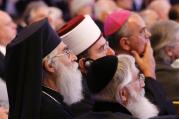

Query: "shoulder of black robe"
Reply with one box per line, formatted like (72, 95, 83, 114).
(76, 111, 134, 119)
(5, 18, 61, 119)
(41, 87, 74, 119)
(144, 77, 176, 115)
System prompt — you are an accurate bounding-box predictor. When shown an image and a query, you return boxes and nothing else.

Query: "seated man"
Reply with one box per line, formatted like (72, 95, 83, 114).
(58, 15, 114, 117)
(0, 10, 17, 111)
(86, 55, 159, 119)
(5, 19, 75, 119)
(104, 10, 175, 115)
(150, 20, 179, 100)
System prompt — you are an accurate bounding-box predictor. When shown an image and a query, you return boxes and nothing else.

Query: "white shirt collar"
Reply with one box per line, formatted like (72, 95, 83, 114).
(0, 45, 6, 56)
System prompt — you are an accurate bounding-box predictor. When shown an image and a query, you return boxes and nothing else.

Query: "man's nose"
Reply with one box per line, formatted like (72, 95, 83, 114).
(70, 52, 77, 61)
(107, 47, 115, 56)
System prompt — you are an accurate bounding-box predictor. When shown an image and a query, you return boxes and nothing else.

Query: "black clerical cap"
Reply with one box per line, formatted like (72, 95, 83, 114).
(5, 19, 61, 119)
(87, 55, 118, 94)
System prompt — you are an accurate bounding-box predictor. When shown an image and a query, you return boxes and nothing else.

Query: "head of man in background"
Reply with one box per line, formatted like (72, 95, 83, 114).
(23, 1, 49, 25)
(70, 0, 95, 17)
(0, 10, 17, 79)
(0, 10, 17, 48)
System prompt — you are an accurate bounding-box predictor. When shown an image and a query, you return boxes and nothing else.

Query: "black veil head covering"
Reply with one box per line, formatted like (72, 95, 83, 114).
(5, 18, 61, 119)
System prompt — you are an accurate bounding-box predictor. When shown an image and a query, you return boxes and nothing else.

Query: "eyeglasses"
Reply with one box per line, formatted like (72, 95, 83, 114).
(50, 48, 73, 60)
(138, 73, 145, 81)
(129, 27, 150, 39)
(140, 28, 150, 38)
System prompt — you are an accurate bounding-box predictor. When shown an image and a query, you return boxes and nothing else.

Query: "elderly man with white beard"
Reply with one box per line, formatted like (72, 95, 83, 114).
(5, 19, 78, 119)
(58, 14, 115, 117)
(86, 54, 159, 119)
(42, 43, 83, 106)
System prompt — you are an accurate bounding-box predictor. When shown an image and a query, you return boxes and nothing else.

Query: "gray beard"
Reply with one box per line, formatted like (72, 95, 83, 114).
(56, 62, 83, 105)
(126, 88, 159, 119)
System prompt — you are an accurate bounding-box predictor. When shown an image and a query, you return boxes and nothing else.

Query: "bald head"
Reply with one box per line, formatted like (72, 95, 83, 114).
(148, 0, 171, 20)
(140, 9, 159, 28)
(0, 11, 17, 46)
(28, 6, 49, 24)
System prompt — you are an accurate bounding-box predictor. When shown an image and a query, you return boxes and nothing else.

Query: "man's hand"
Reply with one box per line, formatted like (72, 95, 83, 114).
(131, 41, 156, 79)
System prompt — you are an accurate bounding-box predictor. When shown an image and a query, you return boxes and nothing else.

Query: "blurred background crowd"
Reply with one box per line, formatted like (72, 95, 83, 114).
(0, 0, 179, 119)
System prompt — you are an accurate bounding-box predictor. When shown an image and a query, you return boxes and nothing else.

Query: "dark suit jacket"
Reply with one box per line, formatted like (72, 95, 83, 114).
(41, 86, 74, 119)
(155, 61, 179, 100)
(93, 100, 132, 115)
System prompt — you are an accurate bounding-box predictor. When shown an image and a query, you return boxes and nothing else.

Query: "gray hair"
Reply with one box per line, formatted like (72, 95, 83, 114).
(94, 0, 118, 22)
(94, 54, 135, 102)
(23, 1, 48, 24)
(42, 46, 59, 79)
(150, 20, 179, 64)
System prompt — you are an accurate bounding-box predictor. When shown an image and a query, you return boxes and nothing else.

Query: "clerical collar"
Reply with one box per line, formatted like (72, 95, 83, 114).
(42, 86, 64, 104)
(0, 45, 6, 55)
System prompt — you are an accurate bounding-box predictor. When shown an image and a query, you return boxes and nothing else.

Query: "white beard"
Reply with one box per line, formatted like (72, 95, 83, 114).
(126, 88, 159, 119)
(55, 62, 83, 105)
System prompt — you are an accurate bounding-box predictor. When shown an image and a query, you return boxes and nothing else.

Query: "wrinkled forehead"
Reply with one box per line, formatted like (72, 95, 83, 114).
(52, 41, 67, 54)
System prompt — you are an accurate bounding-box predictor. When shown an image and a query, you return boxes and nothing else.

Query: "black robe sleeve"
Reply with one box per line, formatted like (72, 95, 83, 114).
(144, 77, 176, 115)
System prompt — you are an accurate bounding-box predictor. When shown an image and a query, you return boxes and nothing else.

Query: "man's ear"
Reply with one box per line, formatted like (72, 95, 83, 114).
(79, 58, 86, 73)
(116, 86, 129, 106)
(119, 37, 131, 51)
(43, 60, 56, 73)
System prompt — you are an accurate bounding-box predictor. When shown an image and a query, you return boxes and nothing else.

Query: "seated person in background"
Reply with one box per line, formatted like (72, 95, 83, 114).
(139, 9, 159, 29)
(0, 10, 17, 110)
(150, 20, 179, 100)
(169, 4, 179, 23)
(48, 7, 65, 31)
(23, 1, 49, 25)
(104, 10, 176, 115)
(147, 0, 171, 20)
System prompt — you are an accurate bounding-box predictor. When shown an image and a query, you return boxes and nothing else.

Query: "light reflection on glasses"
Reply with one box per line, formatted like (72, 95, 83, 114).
(138, 73, 145, 81)
(50, 48, 72, 60)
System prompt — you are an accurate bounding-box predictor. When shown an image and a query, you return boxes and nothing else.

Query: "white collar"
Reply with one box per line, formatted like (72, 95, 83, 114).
(0, 45, 6, 56)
